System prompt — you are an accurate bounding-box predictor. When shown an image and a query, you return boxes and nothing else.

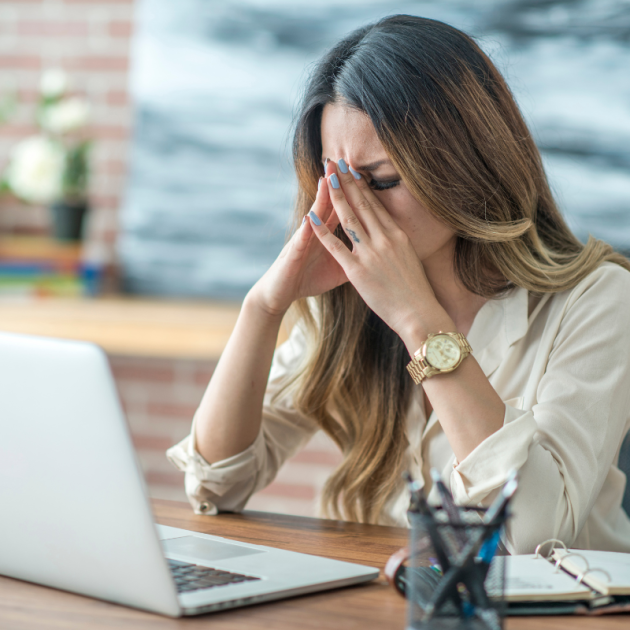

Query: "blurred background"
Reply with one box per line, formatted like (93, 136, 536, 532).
(0, 0, 629, 516)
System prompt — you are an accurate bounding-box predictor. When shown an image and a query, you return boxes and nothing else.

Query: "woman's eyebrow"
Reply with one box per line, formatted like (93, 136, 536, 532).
(355, 159, 392, 171)
(321, 158, 392, 171)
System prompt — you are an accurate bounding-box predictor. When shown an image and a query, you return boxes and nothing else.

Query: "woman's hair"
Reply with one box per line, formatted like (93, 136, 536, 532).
(280, 14, 630, 524)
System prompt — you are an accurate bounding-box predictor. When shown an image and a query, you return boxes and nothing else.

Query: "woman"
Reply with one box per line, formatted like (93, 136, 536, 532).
(167, 15, 630, 554)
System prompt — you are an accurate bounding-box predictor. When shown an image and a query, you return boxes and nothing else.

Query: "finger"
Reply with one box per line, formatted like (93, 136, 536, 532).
(334, 159, 386, 234)
(291, 178, 329, 239)
(315, 176, 337, 226)
(295, 177, 332, 251)
(343, 160, 399, 231)
(280, 213, 312, 261)
(326, 168, 369, 246)
(318, 178, 340, 232)
(307, 209, 355, 269)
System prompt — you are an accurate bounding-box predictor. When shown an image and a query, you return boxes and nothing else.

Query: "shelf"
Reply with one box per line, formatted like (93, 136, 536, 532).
(0, 296, 288, 359)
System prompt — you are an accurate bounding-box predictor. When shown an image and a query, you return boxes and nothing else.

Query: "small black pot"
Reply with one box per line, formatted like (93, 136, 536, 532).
(50, 199, 89, 241)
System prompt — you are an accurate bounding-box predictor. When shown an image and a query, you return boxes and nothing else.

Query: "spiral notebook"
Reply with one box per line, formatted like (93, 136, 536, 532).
(505, 542, 630, 616)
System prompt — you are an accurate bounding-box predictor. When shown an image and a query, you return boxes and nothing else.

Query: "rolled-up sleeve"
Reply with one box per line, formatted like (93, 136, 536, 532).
(450, 405, 536, 505)
(450, 266, 630, 553)
(166, 324, 319, 515)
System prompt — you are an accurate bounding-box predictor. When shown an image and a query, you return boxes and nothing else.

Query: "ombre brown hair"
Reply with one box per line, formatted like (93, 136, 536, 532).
(278, 15, 630, 524)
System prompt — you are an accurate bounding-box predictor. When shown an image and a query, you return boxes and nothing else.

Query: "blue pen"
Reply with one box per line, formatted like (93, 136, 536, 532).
(478, 529, 502, 565)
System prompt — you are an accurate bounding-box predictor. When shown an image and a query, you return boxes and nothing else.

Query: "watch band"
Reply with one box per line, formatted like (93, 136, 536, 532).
(406, 332, 472, 385)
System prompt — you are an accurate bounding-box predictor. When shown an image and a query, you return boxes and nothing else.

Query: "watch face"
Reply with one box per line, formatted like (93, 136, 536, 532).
(425, 334, 461, 370)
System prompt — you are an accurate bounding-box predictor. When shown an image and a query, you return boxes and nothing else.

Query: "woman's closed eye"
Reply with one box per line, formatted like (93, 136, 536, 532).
(368, 178, 400, 191)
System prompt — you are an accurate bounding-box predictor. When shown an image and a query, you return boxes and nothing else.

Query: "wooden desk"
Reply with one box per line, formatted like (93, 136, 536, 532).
(0, 296, 290, 359)
(0, 500, 626, 629)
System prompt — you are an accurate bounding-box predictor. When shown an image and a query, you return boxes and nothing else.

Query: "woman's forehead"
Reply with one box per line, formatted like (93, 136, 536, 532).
(320, 103, 390, 168)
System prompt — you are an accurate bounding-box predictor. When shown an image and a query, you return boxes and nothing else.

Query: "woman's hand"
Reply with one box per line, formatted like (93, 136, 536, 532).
(248, 176, 348, 319)
(307, 161, 452, 350)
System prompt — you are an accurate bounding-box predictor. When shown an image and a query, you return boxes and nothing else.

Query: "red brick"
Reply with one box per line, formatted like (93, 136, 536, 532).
(260, 482, 316, 501)
(64, 56, 129, 72)
(64, 0, 132, 4)
(290, 450, 343, 466)
(145, 471, 184, 487)
(116, 393, 130, 413)
(132, 434, 178, 451)
(146, 402, 198, 420)
(193, 365, 216, 385)
(0, 55, 41, 69)
(97, 228, 119, 244)
(0, 124, 39, 138)
(110, 362, 175, 383)
(91, 124, 129, 139)
(16, 89, 40, 103)
(90, 194, 121, 210)
(106, 89, 129, 106)
(101, 158, 126, 175)
(108, 20, 133, 38)
(18, 21, 89, 37)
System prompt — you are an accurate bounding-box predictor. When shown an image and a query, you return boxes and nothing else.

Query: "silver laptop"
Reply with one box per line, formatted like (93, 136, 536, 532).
(0, 331, 378, 617)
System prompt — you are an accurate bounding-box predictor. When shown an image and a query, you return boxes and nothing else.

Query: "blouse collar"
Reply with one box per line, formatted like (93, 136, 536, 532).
(467, 285, 530, 379)
(419, 285, 552, 438)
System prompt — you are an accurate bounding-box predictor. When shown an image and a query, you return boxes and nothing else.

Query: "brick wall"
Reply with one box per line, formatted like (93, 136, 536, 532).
(109, 354, 343, 517)
(0, 0, 339, 519)
(0, 0, 134, 247)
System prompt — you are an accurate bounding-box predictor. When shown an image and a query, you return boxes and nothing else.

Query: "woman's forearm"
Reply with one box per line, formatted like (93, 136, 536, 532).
(194, 291, 285, 464)
(191, 173, 341, 465)
(400, 313, 506, 463)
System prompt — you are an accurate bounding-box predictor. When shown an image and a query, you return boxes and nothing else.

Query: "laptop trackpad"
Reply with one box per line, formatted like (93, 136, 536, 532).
(162, 536, 266, 562)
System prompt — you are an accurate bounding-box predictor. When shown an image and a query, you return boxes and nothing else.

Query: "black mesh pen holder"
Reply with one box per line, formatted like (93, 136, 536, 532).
(405, 507, 508, 630)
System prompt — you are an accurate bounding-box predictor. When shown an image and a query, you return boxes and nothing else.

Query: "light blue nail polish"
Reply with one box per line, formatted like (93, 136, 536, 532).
(308, 210, 322, 226)
(330, 173, 340, 189)
(318, 177, 322, 190)
(338, 158, 349, 174)
(301, 216, 306, 226)
(349, 166, 361, 180)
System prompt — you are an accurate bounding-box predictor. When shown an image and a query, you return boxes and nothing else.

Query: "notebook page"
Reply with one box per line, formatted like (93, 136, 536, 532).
(504, 555, 594, 602)
(552, 549, 630, 596)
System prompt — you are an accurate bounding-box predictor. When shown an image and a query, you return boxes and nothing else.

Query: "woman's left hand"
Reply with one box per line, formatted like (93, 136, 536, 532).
(308, 161, 452, 350)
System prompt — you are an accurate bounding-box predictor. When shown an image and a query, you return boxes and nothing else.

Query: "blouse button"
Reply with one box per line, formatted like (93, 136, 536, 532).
(199, 502, 210, 513)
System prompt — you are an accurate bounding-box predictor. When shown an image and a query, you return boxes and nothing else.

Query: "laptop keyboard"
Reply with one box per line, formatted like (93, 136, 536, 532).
(168, 558, 261, 593)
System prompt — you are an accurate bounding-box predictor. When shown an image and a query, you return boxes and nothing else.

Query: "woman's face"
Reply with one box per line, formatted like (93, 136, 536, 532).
(320, 102, 456, 266)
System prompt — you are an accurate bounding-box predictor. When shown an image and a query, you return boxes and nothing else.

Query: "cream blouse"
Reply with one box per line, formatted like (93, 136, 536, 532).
(167, 262, 630, 554)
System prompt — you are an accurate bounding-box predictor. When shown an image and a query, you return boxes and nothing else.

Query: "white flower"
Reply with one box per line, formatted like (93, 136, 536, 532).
(40, 69, 69, 99)
(5, 135, 65, 204)
(40, 97, 90, 135)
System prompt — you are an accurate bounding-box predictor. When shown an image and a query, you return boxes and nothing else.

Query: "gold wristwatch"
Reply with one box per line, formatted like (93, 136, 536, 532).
(406, 332, 472, 385)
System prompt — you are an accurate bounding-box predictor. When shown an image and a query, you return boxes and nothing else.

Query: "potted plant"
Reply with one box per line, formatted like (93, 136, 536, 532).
(2, 69, 92, 241)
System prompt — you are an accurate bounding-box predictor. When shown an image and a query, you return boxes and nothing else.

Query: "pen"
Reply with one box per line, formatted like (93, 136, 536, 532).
(430, 467, 466, 549)
(403, 472, 450, 569)
(478, 529, 502, 564)
(423, 471, 518, 621)
(403, 471, 424, 513)
(404, 471, 464, 615)
(483, 469, 518, 526)
(477, 528, 502, 583)
(430, 468, 461, 525)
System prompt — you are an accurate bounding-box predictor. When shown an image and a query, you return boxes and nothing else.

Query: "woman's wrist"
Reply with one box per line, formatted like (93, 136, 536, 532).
(244, 285, 289, 324)
(398, 302, 457, 356)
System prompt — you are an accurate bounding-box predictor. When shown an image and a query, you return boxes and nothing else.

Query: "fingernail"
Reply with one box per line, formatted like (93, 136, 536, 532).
(330, 173, 340, 189)
(318, 177, 323, 190)
(308, 210, 322, 226)
(349, 166, 361, 180)
(301, 216, 306, 227)
(338, 158, 349, 174)
(323, 158, 328, 174)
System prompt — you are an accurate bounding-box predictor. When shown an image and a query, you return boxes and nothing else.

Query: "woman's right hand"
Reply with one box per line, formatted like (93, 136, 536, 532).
(248, 177, 348, 318)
